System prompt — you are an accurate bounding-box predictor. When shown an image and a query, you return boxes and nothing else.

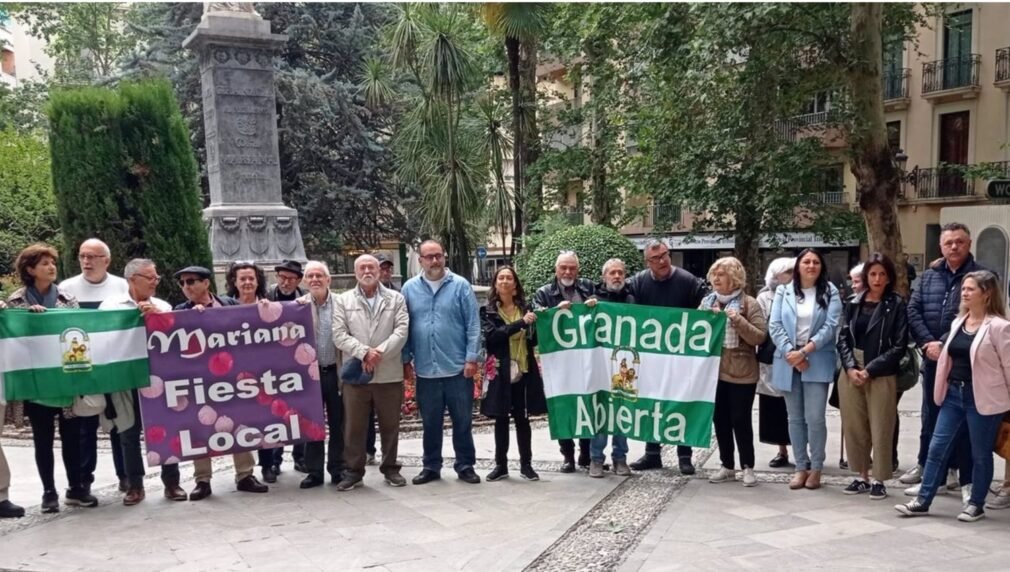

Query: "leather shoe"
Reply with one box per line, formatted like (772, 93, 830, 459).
(678, 456, 696, 476)
(189, 482, 212, 501)
(236, 475, 268, 493)
(271, 464, 282, 475)
(0, 500, 25, 518)
(163, 484, 188, 501)
(293, 461, 308, 473)
(630, 454, 663, 471)
(262, 466, 277, 484)
(300, 474, 324, 489)
(560, 460, 576, 473)
(458, 468, 481, 484)
(577, 450, 591, 469)
(412, 469, 441, 485)
(123, 488, 146, 506)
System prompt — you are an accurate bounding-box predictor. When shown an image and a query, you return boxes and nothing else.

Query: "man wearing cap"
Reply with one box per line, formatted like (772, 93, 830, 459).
(160, 265, 268, 500)
(295, 261, 345, 488)
(377, 254, 400, 292)
(60, 238, 130, 496)
(331, 254, 409, 491)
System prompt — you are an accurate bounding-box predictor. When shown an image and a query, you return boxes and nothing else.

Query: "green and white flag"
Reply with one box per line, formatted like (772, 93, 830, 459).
(0, 309, 150, 404)
(537, 301, 725, 447)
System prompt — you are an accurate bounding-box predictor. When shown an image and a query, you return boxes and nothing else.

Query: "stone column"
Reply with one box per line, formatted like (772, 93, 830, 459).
(183, 9, 306, 274)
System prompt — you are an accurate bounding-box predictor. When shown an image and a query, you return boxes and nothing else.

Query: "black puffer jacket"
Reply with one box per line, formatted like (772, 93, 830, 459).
(532, 277, 596, 310)
(907, 254, 987, 350)
(594, 282, 636, 304)
(479, 302, 547, 418)
(837, 290, 909, 378)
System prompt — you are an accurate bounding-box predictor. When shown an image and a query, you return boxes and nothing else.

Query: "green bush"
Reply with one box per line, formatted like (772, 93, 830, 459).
(0, 128, 60, 276)
(518, 224, 643, 291)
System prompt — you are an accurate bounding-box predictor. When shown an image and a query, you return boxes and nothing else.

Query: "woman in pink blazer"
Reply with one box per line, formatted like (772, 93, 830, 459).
(896, 270, 1010, 522)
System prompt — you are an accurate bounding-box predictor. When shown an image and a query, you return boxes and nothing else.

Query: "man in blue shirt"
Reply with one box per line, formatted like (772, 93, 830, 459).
(402, 240, 482, 485)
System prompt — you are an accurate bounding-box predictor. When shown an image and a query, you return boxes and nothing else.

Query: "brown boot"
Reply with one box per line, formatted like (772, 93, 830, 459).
(123, 488, 146, 506)
(789, 471, 809, 490)
(805, 470, 822, 490)
(163, 483, 188, 501)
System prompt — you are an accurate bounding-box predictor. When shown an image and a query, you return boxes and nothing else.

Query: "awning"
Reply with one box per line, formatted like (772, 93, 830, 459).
(630, 232, 859, 251)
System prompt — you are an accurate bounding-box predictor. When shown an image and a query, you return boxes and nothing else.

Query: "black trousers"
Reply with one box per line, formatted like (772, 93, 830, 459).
(25, 402, 83, 493)
(559, 438, 590, 459)
(645, 442, 693, 459)
(714, 381, 756, 469)
(494, 379, 533, 465)
(305, 366, 344, 479)
(79, 414, 114, 486)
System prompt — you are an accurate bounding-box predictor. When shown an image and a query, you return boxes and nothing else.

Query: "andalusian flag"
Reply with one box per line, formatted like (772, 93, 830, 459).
(537, 301, 725, 447)
(0, 309, 150, 404)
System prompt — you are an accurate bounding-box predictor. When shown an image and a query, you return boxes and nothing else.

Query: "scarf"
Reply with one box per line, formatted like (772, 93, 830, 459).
(498, 305, 529, 374)
(26, 284, 60, 308)
(702, 289, 743, 349)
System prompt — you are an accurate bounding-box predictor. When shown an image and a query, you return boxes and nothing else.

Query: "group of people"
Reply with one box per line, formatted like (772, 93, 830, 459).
(1, 223, 1009, 526)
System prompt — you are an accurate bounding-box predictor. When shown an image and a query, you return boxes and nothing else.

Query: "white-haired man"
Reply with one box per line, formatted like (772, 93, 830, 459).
(60, 238, 130, 495)
(532, 250, 598, 472)
(331, 255, 410, 491)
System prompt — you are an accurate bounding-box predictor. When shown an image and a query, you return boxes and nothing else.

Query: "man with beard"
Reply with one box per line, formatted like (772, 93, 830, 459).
(533, 251, 598, 472)
(589, 258, 636, 478)
(628, 240, 708, 474)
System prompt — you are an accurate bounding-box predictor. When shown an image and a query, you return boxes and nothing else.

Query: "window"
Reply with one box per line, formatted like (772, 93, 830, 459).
(647, 202, 681, 229)
(818, 165, 845, 204)
(802, 91, 833, 115)
(887, 121, 901, 154)
(943, 10, 973, 89)
(1, 49, 14, 77)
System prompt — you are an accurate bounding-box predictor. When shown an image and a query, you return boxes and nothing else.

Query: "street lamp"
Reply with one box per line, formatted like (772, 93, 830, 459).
(892, 148, 918, 199)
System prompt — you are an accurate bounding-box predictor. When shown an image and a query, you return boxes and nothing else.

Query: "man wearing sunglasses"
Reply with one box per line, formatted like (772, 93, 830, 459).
(60, 238, 130, 498)
(160, 265, 268, 499)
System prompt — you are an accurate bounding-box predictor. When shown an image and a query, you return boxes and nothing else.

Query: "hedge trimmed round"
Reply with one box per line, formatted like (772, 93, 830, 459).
(518, 224, 644, 291)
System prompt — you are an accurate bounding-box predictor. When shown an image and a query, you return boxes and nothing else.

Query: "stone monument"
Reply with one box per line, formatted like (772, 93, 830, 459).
(183, 3, 306, 277)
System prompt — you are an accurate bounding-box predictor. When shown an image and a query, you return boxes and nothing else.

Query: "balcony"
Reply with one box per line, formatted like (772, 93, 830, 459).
(995, 47, 1010, 90)
(647, 204, 682, 229)
(817, 191, 844, 205)
(921, 55, 981, 102)
(564, 206, 584, 225)
(902, 165, 976, 201)
(883, 68, 910, 110)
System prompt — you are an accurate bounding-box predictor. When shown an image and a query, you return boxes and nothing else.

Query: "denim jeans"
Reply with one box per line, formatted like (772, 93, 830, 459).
(590, 434, 628, 463)
(916, 382, 1002, 508)
(416, 374, 476, 473)
(782, 372, 829, 471)
(918, 360, 973, 484)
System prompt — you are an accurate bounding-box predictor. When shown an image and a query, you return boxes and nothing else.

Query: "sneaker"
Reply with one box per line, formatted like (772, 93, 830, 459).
(613, 459, 631, 477)
(985, 488, 1010, 510)
(678, 456, 696, 476)
(709, 467, 735, 484)
(899, 464, 923, 485)
(577, 450, 591, 469)
(384, 473, 407, 487)
(895, 499, 930, 517)
(335, 478, 363, 492)
(741, 467, 757, 487)
(958, 504, 985, 522)
(844, 479, 871, 495)
(961, 484, 972, 508)
(0, 500, 25, 519)
(41, 491, 59, 513)
(869, 482, 887, 500)
(904, 483, 945, 497)
(519, 464, 540, 481)
(629, 454, 662, 471)
(839, 458, 849, 471)
(589, 461, 605, 478)
(64, 488, 98, 508)
(487, 465, 509, 482)
(946, 469, 960, 491)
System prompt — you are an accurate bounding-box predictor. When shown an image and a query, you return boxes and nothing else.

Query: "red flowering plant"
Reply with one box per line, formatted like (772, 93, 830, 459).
(402, 377, 418, 417)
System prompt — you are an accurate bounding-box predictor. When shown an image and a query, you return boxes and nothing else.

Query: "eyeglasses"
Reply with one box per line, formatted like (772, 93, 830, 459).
(178, 278, 205, 286)
(78, 254, 107, 262)
(136, 274, 161, 283)
(646, 251, 670, 263)
(420, 253, 445, 262)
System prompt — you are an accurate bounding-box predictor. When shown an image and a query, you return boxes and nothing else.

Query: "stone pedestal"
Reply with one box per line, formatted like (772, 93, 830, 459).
(183, 12, 306, 273)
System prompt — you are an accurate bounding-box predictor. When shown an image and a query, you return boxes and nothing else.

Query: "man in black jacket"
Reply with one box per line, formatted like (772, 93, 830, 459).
(628, 240, 708, 475)
(533, 251, 597, 472)
(902, 223, 986, 498)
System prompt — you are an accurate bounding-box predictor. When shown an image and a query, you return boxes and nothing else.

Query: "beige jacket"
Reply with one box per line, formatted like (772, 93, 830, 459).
(331, 285, 409, 384)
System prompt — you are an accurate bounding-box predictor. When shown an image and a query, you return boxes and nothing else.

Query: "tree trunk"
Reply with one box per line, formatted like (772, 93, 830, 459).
(848, 3, 908, 296)
(586, 42, 613, 227)
(733, 198, 762, 296)
(506, 36, 523, 259)
(519, 39, 542, 233)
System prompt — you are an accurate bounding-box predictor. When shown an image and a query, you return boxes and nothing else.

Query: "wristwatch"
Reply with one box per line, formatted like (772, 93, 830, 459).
(799, 349, 808, 358)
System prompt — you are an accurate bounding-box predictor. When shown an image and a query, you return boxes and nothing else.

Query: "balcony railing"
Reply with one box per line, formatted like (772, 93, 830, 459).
(907, 166, 975, 199)
(883, 68, 910, 101)
(774, 111, 832, 140)
(996, 47, 1010, 84)
(818, 190, 844, 205)
(922, 54, 981, 95)
(649, 204, 681, 228)
(564, 206, 583, 225)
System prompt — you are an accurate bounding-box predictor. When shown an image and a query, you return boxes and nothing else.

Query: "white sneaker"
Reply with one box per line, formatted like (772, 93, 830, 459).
(985, 487, 1010, 510)
(962, 484, 973, 508)
(741, 468, 757, 487)
(946, 469, 960, 491)
(899, 465, 923, 485)
(709, 467, 735, 483)
(904, 483, 946, 497)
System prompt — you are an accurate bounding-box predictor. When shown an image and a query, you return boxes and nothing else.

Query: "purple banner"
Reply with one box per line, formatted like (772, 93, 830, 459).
(139, 302, 325, 466)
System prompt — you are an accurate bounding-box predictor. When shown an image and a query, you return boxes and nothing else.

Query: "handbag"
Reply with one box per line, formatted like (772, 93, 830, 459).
(72, 394, 107, 417)
(895, 345, 921, 393)
(995, 414, 1010, 459)
(756, 334, 775, 365)
(509, 359, 522, 384)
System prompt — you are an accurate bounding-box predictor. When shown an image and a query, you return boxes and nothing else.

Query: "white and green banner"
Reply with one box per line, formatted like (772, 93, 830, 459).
(537, 301, 725, 447)
(0, 309, 150, 405)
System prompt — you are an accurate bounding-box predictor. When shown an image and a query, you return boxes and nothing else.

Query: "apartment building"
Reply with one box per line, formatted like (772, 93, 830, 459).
(0, 12, 52, 88)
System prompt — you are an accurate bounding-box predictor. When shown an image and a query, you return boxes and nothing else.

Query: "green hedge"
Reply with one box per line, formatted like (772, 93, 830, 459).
(48, 79, 211, 304)
(518, 224, 643, 291)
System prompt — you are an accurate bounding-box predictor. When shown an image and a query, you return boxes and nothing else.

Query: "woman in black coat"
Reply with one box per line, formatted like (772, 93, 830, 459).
(481, 266, 548, 482)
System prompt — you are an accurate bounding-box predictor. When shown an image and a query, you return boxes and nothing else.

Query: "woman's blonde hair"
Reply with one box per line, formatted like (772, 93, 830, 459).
(959, 270, 1007, 318)
(707, 257, 746, 291)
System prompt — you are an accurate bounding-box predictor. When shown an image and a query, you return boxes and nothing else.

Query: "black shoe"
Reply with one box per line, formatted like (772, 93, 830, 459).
(768, 453, 792, 468)
(870, 482, 887, 500)
(844, 479, 871, 495)
(892, 459, 899, 473)
(520, 464, 540, 481)
(262, 466, 277, 484)
(65, 488, 98, 508)
(577, 450, 591, 469)
(272, 464, 282, 475)
(412, 469, 441, 485)
(41, 491, 59, 513)
(839, 458, 849, 471)
(236, 475, 268, 493)
(678, 456, 696, 476)
(560, 459, 576, 473)
(299, 474, 324, 489)
(487, 466, 509, 481)
(630, 455, 663, 471)
(958, 503, 986, 522)
(895, 499, 929, 517)
(189, 482, 212, 501)
(458, 468, 481, 484)
(293, 461, 309, 473)
(0, 500, 25, 518)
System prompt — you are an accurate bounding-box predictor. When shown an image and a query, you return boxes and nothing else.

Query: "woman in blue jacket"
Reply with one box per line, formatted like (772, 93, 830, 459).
(769, 249, 842, 491)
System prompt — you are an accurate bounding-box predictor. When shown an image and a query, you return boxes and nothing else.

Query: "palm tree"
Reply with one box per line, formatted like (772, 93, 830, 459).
(475, 93, 513, 263)
(479, 3, 549, 256)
